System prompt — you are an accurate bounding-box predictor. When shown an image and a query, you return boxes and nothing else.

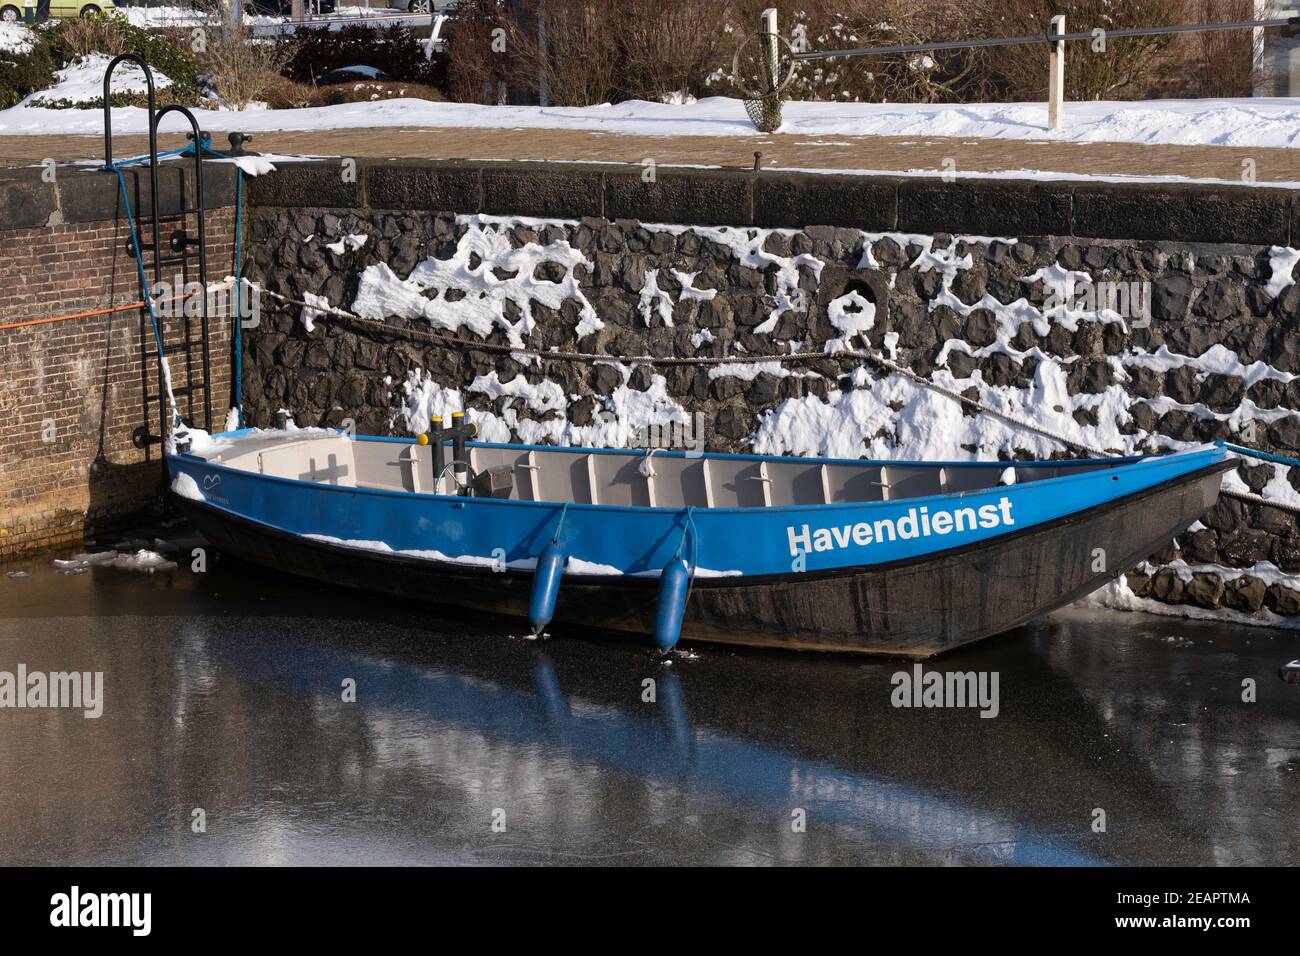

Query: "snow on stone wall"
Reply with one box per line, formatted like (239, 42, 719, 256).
(243, 206, 1300, 625)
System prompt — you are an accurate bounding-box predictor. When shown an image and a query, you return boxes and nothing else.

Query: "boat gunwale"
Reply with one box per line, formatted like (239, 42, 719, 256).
(206, 427, 1210, 471)
(172, 457, 1236, 588)
(172, 432, 1228, 518)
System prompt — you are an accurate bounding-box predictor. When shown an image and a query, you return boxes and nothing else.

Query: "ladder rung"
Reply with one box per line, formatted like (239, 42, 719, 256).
(145, 384, 207, 402)
(144, 342, 211, 359)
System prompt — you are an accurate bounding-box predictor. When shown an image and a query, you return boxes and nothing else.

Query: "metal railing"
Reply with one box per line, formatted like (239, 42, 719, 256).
(795, 17, 1300, 62)
(748, 8, 1300, 132)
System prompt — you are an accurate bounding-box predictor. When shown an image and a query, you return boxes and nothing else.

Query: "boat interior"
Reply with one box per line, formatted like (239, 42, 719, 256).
(188, 432, 1129, 509)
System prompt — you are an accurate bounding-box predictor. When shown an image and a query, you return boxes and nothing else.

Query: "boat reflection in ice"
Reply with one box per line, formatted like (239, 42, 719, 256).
(209, 625, 1116, 865)
(4, 554, 1292, 865)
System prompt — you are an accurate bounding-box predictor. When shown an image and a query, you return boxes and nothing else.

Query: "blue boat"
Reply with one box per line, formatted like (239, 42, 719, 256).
(165, 422, 1232, 657)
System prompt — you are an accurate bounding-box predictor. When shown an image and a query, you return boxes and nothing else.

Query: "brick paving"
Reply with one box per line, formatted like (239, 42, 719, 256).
(2, 126, 1298, 183)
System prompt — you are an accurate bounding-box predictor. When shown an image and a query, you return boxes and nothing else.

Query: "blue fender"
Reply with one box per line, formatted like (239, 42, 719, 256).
(528, 544, 567, 634)
(653, 558, 691, 652)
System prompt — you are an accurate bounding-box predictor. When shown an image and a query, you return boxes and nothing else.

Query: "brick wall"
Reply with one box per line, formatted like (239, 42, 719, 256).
(0, 164, 238, 559)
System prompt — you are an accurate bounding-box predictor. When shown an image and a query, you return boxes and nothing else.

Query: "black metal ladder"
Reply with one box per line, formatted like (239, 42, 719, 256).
(103, 53, 214, 454)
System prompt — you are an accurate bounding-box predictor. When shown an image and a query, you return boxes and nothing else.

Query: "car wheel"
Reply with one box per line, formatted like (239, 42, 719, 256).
(80, 4, 104, 17)
(408, 0, 431, 12)
(0, 5, 21, 22)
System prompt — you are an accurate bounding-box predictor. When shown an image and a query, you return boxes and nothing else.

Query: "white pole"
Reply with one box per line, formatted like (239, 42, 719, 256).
(425, 13, 446, 62)
(761, 7, 779, 92)
(1048, 15, 1066, 130)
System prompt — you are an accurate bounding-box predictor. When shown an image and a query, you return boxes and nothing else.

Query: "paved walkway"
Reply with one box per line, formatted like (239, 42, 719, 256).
(2, 126, 1297, 183)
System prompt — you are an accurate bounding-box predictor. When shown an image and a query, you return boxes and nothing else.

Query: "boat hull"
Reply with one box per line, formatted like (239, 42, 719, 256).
(174, 459, 1232, 657)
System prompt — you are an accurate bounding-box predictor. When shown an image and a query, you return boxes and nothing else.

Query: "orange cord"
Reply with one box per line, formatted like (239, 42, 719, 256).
(0, 300, 147, 331)
(0, 278, 237, 332)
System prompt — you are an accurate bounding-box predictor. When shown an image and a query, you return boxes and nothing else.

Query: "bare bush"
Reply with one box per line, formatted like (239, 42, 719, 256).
(440, 0, 1257, 107)
(711, 0, 994, 104)
(444, 0, 514, 104)
(504, 0, 622, 106)
(319, 80, 445, 105)
(260, 74, 325, 110)
(971, 0, 1181, 101)
(1177, 0, 1266, 96)
(56, 13, 126, 59)
(199, 23, 290, 110)
(618, 0, 729, 102)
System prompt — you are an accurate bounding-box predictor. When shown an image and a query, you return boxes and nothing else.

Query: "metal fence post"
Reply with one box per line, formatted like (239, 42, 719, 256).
(1048, 15, 1066, 130)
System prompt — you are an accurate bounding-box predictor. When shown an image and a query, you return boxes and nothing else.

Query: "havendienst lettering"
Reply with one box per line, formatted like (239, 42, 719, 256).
(787, 496, 1015, 557)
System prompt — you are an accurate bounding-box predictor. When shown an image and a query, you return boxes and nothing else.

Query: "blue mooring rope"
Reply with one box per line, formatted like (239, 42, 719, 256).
(232, 168, 244, 428)
(115, 135, 227, 168)
(1224, 442, 1300, 469)
(107, 164, 181, 430)
(674, 505, 699, 576)
(550, 502, 569, 545)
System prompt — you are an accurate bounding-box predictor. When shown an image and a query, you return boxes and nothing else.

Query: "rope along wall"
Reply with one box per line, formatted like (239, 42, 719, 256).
(250, 282, 1300, 513)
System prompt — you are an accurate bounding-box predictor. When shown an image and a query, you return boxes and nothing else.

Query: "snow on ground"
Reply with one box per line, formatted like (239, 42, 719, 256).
(116, 5, 419, 28)
(1080, 576, 1300, 630)
(119, 6, 210, 27)
(8, 94, 1300, 150)
(26, 53, 171, 109)
(0, 21, 34, 54)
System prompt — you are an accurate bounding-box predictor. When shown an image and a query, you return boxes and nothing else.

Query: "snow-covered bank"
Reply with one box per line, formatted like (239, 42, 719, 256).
(25, 53, 172, 110)
(7, 94, 1300, 150)
(0, 21, 35, 54)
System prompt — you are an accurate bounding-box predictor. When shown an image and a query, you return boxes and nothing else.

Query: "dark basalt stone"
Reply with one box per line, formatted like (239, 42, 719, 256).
(1223, 575, 1266, 613)
(1185, 573, 1225, 609)
(1265, 584, 1300, 615)
(1151, 274, 1193, 321)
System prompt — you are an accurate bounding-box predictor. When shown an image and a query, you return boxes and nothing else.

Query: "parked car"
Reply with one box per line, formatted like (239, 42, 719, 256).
(242, 0, 337, 15)
(0, 0, 115, 20)
(316, 64, 391, 85)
